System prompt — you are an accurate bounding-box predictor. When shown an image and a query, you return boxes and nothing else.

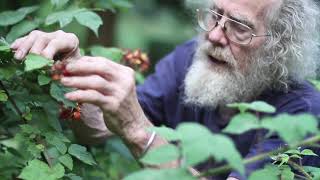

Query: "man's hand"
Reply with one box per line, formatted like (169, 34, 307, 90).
(10, 30, 80, 61)
(61, 56, 154, 157)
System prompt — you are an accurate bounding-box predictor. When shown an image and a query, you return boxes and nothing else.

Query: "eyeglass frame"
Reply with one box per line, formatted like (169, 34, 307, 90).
(196, 8, 270, 45)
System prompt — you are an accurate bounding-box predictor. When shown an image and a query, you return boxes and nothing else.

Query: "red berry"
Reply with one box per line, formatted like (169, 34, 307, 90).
(62, 69, 71, 76)
(72, 111, 81, 121)
(51, 74, 61, 81)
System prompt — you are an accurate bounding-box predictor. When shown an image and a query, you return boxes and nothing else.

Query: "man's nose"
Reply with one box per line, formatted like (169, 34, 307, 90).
(207, 22, 228, 46)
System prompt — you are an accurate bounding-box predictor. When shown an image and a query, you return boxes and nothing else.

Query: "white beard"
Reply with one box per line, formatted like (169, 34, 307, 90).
(184, 35, 269, 109)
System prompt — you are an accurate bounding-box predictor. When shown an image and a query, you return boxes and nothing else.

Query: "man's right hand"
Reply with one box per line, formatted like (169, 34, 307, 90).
(10, 30, 81, 61)
(10, 30, 112, 145)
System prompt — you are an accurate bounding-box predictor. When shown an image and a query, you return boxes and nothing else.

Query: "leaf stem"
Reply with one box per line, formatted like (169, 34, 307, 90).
(198, 134, 320, 178)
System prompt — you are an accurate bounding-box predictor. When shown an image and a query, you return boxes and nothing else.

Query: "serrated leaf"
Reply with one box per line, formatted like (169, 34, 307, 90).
(90, 46, 123, 62)
(248, 165, 279, 180)
(68, 144, 96, 165)
(20, 124, 41, 135)
(6, 20, 40, 43)
(0, 6, 39, 26)
(0, 90, 8, 102)
(261, 114, 318, 145)
(149, 126, 181, 141)
(50, 82, 76, 108)
(228, 101, 276, 114)
(124, 168, 196, 180)
(223, 113, 260, 134)
(45, 10, 75, 27)
(37, 74, 51, 86)
(58, 154, 73, 170)
(74, 10, 103, 36)
(18, 159, 65, 180)
(177, 123, 244, 174)
(300, 149, 318, 156)
(46, 134, 68, 154)
(285, 149, 300, 155)
(140, 144, 180, 165)
(24, 54, 53, 72)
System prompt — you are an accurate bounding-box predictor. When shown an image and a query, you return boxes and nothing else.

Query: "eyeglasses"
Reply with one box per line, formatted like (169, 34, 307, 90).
(196, 8, 270, 45)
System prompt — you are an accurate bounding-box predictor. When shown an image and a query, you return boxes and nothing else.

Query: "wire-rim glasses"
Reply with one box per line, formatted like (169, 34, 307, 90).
(196, 8, 270, 45)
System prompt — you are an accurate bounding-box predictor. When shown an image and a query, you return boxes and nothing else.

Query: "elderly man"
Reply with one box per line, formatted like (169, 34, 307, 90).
(10, 0, 320, 179)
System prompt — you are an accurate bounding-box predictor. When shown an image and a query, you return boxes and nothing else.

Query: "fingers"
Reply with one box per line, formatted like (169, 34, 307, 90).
(10, 30, 79, 60)
(65, 89, 119, 112)
(65, 56, 119, 80)
(61, 75, 116, 95)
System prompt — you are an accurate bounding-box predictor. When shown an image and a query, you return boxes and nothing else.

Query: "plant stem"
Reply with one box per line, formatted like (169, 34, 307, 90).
(198, 134, 320, 178)
(287, 160, 313, 180)
(0, 80, 24, 121)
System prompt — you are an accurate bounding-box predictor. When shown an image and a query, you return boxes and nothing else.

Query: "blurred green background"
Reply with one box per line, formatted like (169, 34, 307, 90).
(0, 0, 197, 70)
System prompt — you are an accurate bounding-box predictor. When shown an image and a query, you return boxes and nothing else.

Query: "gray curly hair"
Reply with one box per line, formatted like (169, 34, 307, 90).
(185, 0, 320, 91)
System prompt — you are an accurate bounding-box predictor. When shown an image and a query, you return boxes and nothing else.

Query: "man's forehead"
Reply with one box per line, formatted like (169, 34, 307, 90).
(211, 0, 280, 21)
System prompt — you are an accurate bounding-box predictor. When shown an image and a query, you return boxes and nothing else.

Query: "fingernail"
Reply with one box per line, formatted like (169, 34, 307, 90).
(14, 50, 24, 60)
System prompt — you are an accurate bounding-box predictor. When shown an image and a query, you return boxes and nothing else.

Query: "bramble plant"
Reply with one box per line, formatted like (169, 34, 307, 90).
(0, 1, 320, 180)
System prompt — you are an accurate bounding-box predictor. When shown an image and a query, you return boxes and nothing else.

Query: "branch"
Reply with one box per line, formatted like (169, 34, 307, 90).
(198, 134, 320, 178)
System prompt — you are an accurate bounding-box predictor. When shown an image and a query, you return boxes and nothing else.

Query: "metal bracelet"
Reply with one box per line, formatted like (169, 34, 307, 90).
(141, 131, 156, 156)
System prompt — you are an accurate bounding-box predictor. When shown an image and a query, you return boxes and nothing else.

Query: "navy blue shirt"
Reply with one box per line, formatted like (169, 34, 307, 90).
(137, 40, 320, 179)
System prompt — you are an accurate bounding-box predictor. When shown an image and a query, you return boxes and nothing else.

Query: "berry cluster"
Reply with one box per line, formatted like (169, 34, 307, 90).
(59, 103, 82, 121)
(123, 49, 150, 72)
(50, 61, 70, 81)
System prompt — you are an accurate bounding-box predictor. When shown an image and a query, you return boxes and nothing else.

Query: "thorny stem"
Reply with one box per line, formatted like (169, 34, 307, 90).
(198, 134, 320, 178)
(287, 160, 313, 180)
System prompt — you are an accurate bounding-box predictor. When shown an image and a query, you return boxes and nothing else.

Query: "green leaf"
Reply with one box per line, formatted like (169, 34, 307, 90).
(18, 159, 65, 180)
(177, 123, 244, 174)
(20, 124, 41, 135)
(284, 149, 300, 155)
(58, 154, 73, 170)
(135, 72, 145, 84)
(248, 165, 279, 180)
(228, 101, 276, 114)
(261, 114, 318, 145)
(0, 6, 39, 26)
(74, 10, 103, 36)
(89, 46, 124, 62)
(223, 113, 260, 134)
(0, 90, 8, 102)
(300, 149, 318, 156)
(280, 166, 294, 180)
(46, 133, 68, 154)
(68, 144, 96, 165)
(6, 20, 40, 43)
(50, 82, 76, 108)
(124, 168, 196, 180)
(38, 74, 51, 86)
(65, 173, 83, 180)
(0, 66, 17, 80)
(149, 126, 181, 141)
(24, 54, 53, 72)
(51, 0, 69, 7)
(45, 10, 75, 27)
(309, 79, 320, 91)
(140, 144, 180, 165)
(111, 0, 133, 9)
